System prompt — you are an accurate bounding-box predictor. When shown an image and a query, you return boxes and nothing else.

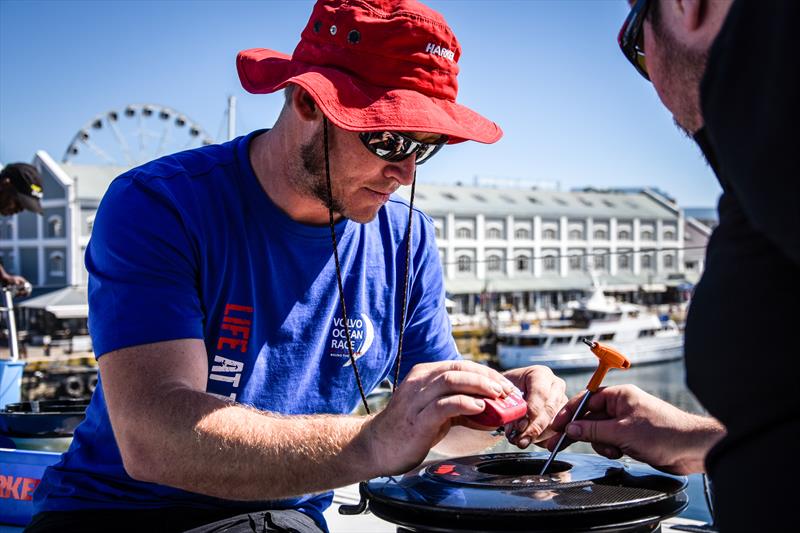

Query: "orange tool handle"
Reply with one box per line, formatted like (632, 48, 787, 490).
(586, 341, 631, 392)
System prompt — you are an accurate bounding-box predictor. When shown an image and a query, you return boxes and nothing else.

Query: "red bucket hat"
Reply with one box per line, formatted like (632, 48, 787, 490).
(237, 0, 502, 144)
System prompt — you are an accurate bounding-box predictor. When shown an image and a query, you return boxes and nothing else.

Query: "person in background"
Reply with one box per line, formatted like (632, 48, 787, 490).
(549, 1, 797, 530)
(1, 162, 43, 296)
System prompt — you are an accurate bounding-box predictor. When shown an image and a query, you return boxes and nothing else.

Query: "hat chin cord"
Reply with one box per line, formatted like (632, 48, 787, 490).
(323, 117, 416, 415)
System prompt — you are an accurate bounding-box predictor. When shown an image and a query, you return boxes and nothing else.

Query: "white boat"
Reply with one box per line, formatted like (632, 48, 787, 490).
(496, 285, 683, 372)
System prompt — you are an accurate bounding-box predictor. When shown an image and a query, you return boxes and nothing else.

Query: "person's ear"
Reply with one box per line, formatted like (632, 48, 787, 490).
(291, 85, 320, 122)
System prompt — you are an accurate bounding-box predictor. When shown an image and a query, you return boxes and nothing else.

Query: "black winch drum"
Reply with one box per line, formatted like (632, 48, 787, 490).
(346, 452, 688, 532)
(0, 399, 89, 437)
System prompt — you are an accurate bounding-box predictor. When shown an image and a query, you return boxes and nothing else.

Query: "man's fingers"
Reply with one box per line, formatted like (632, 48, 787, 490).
(422, 395, 487, 427)
(412, 360, 515, 396)
(443, 360, 513, 389)
(503, 366, 567, 447)
(550, 393, 587, 430)
(517, 406, 559, 447)
(564, 418, 620, 448)
(542, 432, 561, 451)
(400, 370, 508, 419)
(592, 443, 623, 459)
(551, 388, 614, 430)
(430, 370, 507, 401)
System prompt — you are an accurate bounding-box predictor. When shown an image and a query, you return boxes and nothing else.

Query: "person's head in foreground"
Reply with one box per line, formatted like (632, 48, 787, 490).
(619, 0, 732, 134)
(238, 0, 502, 224)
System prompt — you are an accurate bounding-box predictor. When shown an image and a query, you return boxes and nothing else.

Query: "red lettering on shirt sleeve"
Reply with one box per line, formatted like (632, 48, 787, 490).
(217, 337, 247, 352)
(223, 315, 251, 325)
(225, 303, 254, 314)
(221, 323, 250, 339)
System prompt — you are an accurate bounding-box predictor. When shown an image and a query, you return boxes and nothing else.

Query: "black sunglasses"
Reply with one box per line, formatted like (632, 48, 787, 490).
(359, 130, 449, 165)
(618, 0, 652, 81)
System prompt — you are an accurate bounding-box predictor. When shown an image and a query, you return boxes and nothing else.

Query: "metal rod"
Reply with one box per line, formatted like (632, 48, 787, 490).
(2, 288, 20, 362)
(539, 389, 592, 475)
(227, 95, 237, 141)
(108, 118, 133, 165)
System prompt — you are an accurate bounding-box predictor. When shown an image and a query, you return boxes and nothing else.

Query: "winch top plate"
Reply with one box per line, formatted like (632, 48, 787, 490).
(423, 452, 622, 490)
(360, 452, 688, 532)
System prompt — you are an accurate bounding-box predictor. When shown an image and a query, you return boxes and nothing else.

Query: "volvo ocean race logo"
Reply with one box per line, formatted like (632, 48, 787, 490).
(329, 313, 375, 366)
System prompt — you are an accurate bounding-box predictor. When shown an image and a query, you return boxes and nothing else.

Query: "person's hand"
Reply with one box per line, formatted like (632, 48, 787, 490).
(360, 360, 516, 476)
(544, 385, 726, 475)
(1, 274, 31, 296)
(502, 365, 567, 449)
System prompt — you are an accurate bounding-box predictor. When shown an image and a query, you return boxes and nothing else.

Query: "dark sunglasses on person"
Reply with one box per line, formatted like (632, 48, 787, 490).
(359, 130, 449, 165)
(618, 0, 652, 81)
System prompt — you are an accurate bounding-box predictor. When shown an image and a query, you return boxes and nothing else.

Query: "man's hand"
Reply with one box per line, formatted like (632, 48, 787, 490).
(544, 385, 726, 475)
(361, 360, 516, 475)
(0, 272, 31, 296)
(502, 366, 567, 449)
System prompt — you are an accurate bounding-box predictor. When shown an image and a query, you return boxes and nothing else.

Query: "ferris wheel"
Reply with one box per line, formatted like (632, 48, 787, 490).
(62, 103, 215, 166)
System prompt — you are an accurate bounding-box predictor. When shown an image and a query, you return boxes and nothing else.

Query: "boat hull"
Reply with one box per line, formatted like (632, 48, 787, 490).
(497, 336, 683, 372)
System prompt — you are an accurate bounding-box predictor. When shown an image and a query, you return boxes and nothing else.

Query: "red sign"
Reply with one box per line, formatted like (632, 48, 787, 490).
(0, 474, 40, 501)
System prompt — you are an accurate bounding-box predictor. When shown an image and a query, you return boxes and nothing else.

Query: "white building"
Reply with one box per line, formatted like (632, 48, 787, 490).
(395, 184, 707, 314)
(1, 154, 711, 317)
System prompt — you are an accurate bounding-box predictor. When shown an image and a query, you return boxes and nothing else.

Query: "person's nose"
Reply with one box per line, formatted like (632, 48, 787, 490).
(384, 156, 416, 187)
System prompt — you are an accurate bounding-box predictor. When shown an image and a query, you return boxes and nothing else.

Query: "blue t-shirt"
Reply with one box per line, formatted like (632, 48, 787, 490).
(33, 130, 458, 528)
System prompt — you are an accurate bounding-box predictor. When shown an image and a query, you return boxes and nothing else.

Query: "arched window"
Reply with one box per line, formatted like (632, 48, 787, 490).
(434, 226, 442, 238)
(544, 256, 557, 271)
(664, 254, 674, 268)
(619, 254, 630, 269)
(487, 227, 502, 240)
(593, 229, 607, 240)
(87, 215, 95, 235)
(456, 227, 472, 239)
(49, 251, 65, 276)
(543, 228, 558, 240)
(641, 230, 654, 241)
(594, 254, 606, 269)
(516, 256, 529, 271)
(664, 230, 676, 240)
(48, 215, 63, 238)
(569, 255, 583, 270)
(487, 255, 502, 272)
(618, 229, 631, 240)
(515, 228, 530, 240)
(457, 255, 472, 272)
(641, 254, 653, 269)
(569, 229, 584, 240)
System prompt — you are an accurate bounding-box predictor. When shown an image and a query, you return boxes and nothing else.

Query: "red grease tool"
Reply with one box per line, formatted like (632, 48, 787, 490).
(466, 389, 527, 427)
(539, 339, 631, 475)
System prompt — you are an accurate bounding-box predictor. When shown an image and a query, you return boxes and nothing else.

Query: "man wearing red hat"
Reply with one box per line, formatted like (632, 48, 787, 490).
(28, 2, 566, 532)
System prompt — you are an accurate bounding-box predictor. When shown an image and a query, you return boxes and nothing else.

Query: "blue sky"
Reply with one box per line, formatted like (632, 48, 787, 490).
(0, 0, 720, 208)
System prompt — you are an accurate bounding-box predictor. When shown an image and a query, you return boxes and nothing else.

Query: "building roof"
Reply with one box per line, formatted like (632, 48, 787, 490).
(60, 163, 130, 202)
(39, 154, 680, 222)
(17, 285, 88, 319)
(445, 273, 681, 295)
(684, 207, 718, 222)
(395, 184, 678, 220)
(686, 216, 714, 237)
